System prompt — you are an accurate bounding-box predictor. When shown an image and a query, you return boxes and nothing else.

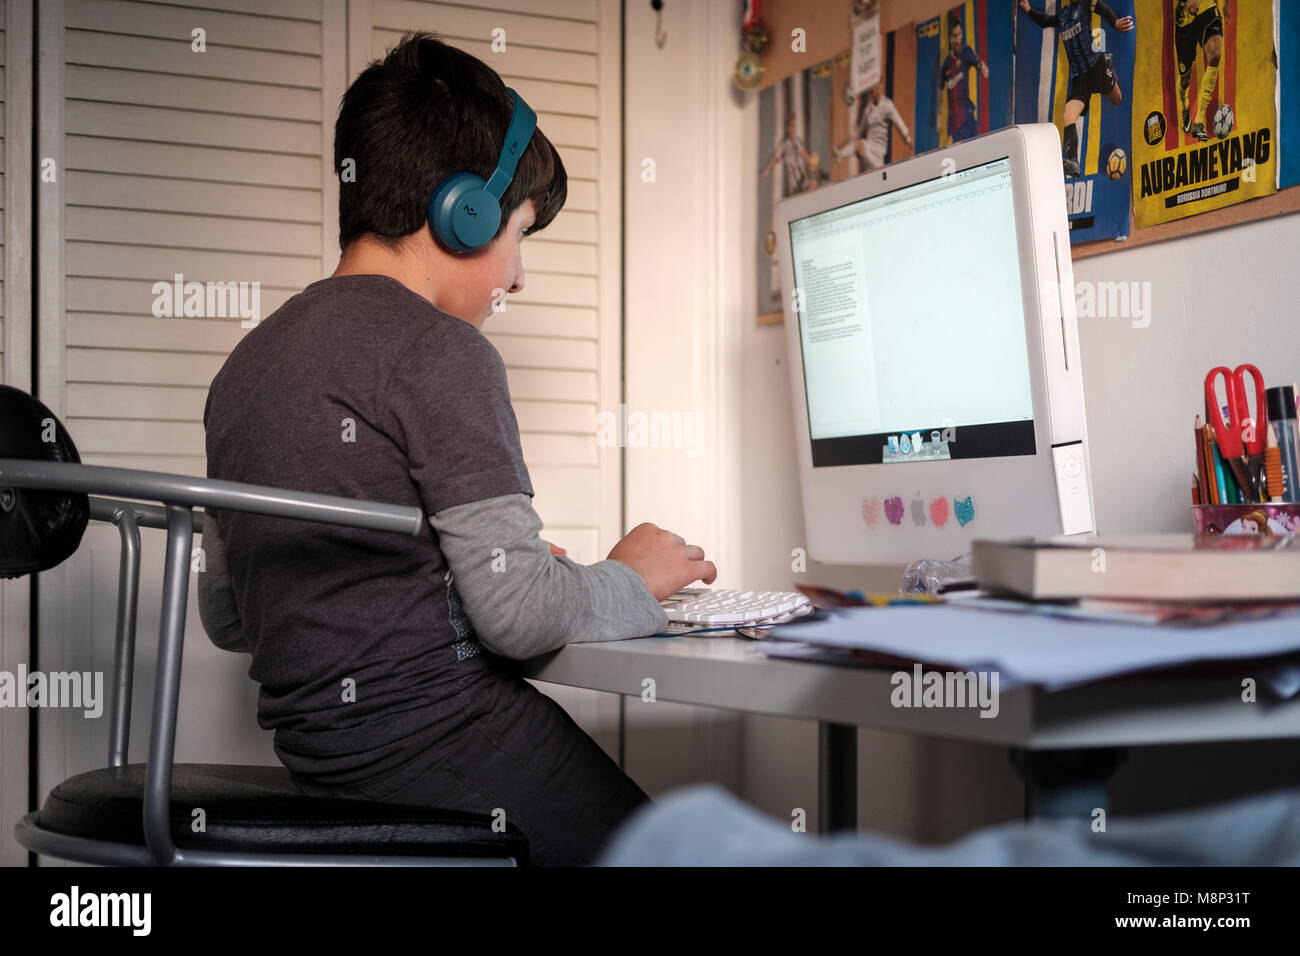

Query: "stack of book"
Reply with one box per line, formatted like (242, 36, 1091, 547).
(969, 533, 1300, 625)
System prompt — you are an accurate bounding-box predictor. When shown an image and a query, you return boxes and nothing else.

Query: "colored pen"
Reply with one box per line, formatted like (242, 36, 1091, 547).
(1267, 385, 1300, 503)
(1266, 424, 1285, 503)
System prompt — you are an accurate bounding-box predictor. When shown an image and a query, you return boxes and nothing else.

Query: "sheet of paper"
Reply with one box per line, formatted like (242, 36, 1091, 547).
(767, 606, 1300, 691)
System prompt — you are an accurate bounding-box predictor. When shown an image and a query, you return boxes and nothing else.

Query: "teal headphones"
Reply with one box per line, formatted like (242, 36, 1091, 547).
(427, 87, 538, 252)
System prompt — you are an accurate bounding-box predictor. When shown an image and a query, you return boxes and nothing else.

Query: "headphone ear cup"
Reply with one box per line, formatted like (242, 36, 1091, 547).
(428, 172, 501, 252)
(451, 185, 501, 250)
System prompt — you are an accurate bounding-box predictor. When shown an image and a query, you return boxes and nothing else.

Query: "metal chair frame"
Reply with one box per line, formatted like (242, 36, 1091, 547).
(3, 457, 518, 866)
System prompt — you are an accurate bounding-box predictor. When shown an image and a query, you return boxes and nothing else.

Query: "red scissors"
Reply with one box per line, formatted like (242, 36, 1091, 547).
(1204, 364, 1266, 457)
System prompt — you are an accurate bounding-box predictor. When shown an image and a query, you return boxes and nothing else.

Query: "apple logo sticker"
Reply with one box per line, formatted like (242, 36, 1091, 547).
(862, 496, 882, 528)
(929, 497, 949, 528)
(954, 495, 975, 526)
(911, 493, 926, 526)
(884, 496, 905, 525)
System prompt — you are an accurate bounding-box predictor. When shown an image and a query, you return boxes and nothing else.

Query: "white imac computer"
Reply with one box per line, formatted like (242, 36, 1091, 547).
(773, 123, 1095, 565)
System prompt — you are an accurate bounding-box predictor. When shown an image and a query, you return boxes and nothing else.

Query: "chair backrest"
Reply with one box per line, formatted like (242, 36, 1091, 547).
(0, 387, 427, 865)
(0, 385, 89, 577)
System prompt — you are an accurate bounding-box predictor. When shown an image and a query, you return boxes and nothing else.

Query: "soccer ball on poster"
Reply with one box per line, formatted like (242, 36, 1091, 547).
(1212, 103, 1235, 140)
(1106, 147, 1127, 180)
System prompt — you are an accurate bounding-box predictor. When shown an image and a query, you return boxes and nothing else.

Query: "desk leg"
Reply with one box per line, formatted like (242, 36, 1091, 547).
(818, 722, 857, 833)
(1009, 747, 1127, 822)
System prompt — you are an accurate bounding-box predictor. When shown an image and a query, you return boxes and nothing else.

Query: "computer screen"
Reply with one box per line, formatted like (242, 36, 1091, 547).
(775, 125, 1094, 563)
(788, 156, 1036, 469)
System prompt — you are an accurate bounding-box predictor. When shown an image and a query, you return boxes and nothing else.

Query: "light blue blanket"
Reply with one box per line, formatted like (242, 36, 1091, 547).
(597, 783, 1300, 866)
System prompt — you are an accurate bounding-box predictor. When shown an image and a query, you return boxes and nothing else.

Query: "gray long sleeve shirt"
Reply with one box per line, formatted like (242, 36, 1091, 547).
(427, 493, 667, 658)
(199, 494, 668, 660)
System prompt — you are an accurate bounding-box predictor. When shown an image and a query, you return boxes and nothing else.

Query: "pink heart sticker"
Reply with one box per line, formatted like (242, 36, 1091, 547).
(929, 497, 950, 528)
(884, 496, 905, 525)
(862, 496, 882, 528)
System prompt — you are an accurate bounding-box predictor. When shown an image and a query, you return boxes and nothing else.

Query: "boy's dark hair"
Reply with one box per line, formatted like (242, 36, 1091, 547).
(334, 31, 566, 251)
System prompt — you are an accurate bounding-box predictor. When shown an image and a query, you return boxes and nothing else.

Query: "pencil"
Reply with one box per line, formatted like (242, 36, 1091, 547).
(1203, 423, 1221, 504)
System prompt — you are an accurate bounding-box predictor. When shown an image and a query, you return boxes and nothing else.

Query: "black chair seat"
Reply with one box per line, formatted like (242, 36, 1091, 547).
(34, 763, 528, 863)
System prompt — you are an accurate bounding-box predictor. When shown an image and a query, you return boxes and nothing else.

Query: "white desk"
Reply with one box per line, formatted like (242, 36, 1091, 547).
(519, 635, 1300, 830)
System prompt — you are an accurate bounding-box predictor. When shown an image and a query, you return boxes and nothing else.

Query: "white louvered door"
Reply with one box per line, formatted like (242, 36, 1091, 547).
(33, 0, 348, 835)
(44, 0, 343, 465)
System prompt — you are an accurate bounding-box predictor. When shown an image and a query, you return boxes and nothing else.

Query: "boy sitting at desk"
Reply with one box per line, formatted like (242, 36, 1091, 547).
(199, 31, 716, 866)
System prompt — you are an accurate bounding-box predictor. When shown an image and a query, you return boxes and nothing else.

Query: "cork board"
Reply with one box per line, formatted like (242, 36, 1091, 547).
(1071, 186, 1300, 260)
(755, 0, 1300, 287)
(759, 0, 923, 90)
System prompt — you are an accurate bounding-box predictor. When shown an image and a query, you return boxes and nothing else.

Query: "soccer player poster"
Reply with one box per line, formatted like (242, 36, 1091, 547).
(756, 64, 834, 318)
(915, 2, 1016, 154)
(1131, 0, 1277, 228)
(834, 24, 918, 176)
(1279, 0, 1299, 189)
(1014, 0, 1137, 242)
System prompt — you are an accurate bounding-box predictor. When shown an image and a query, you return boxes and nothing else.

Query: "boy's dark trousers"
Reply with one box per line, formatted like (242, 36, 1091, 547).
(290, 667, 652, 866)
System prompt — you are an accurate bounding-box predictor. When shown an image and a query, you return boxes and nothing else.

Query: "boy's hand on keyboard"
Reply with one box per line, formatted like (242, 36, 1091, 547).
(607, 522, 718, 601)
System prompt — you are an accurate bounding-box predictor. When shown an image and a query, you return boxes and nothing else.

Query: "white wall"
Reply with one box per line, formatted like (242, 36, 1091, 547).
(621, 0, 747, 796)
(624, 0, 1300, 839)
(1073, 214, 1300, 535)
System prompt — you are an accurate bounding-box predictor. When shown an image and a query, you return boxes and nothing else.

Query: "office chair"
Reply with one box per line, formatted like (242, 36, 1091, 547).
(1, 385, 528, 865)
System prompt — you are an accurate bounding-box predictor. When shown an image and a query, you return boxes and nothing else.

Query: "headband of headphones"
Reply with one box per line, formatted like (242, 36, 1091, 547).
(427, 87, 538, 252)
(486, 89, 537, 199)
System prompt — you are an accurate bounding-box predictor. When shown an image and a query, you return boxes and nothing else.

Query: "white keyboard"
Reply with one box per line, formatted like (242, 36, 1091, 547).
(659, 587, 814, 633)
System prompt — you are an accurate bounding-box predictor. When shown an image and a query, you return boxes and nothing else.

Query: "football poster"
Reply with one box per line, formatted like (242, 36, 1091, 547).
(1013, 0, 1138, 242)
(1131, 0, 1277, 228)
(756, 64, 834, 318)
(915, 2, 1016, 154)
(833, 23, 918, 180)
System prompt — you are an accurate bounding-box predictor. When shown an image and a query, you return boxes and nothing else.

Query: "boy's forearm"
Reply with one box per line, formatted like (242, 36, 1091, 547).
(429, 493, 669, 660)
